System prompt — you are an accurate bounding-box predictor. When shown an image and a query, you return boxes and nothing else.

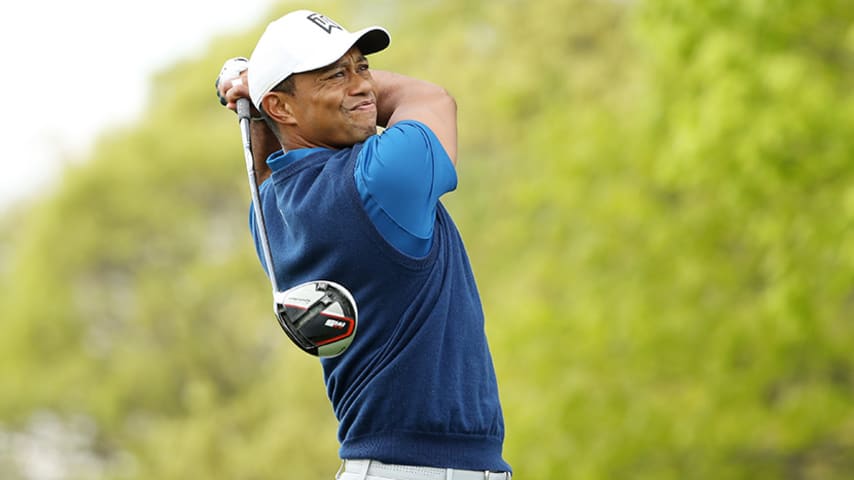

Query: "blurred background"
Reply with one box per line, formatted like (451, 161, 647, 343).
(1, 0, 852, 478)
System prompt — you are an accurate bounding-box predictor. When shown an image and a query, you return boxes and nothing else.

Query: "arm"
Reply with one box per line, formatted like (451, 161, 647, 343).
(248, 119, 278, 183)
(218, 69, 279, 183)
(372, 70, 458, 165)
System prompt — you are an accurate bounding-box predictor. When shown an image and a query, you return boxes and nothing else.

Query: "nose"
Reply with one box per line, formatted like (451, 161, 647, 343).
(348, 70, 373, 96)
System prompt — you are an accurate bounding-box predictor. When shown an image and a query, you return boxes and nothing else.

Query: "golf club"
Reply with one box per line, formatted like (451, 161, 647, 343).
(237, 98, 358, 357)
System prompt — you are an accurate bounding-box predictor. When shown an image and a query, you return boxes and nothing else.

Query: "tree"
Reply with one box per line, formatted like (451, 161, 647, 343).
(1, 0, 852, 478)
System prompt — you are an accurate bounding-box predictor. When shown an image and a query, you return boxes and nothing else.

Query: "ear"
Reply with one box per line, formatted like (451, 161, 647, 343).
(261, 92, 298, 126)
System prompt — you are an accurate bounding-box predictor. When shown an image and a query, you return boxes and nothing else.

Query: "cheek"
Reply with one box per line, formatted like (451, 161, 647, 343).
(300, 103, 335, 128)
(314, 94, 346, 120)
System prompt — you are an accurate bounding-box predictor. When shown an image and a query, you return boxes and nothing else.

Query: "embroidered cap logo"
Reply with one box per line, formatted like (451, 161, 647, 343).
(307, 13, 344, 34)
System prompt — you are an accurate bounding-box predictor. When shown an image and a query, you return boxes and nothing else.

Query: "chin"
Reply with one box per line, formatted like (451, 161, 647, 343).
(356, 125, 378, 141)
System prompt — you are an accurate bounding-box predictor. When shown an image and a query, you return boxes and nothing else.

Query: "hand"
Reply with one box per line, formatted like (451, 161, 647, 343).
(215, 57, 251, 113)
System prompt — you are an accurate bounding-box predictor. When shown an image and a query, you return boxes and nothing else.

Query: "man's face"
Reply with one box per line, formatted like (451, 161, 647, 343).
(287, 47, 378, 148)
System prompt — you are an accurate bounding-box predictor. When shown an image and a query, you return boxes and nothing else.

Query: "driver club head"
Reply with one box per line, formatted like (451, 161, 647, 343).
(273, 281, 358, 357)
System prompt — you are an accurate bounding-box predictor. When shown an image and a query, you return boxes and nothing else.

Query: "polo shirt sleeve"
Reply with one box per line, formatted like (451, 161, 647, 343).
(354, 120, 457, 255)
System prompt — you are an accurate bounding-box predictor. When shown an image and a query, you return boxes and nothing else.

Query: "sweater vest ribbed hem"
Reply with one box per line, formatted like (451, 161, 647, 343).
(340, 430, 511, 473)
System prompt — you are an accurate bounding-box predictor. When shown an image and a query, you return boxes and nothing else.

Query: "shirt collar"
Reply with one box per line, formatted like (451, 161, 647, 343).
(266, 147, 328, 172)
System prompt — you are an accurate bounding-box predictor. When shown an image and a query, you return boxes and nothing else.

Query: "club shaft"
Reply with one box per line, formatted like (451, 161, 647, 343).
(238, 99, 280, 294)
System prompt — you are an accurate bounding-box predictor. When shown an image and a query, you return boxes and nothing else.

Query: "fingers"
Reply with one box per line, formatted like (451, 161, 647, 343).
(215, 57, 250, 111)
(216, 72, 251, 112)
(215, 77, 228, 106)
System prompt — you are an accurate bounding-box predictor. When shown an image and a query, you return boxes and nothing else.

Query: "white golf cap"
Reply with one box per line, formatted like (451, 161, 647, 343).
(248, 10, 391, 110)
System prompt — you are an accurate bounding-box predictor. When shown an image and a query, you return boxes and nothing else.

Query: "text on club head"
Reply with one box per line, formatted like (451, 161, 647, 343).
(325, 319, 348, 329)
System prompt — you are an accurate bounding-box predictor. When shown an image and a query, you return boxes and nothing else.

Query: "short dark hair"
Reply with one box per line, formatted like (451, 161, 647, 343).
(271, 76, 296, 95)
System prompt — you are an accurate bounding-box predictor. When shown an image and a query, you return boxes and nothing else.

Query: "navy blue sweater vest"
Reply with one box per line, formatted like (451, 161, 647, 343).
(259, 144, 509, 472)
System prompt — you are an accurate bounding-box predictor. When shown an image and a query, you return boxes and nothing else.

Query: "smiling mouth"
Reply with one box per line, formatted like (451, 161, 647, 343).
(350, 101, 376, 111)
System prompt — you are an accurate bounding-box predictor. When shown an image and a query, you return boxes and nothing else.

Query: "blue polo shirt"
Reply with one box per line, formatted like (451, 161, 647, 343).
(246, 120, 511, 472)
(253, 120, 457, 258)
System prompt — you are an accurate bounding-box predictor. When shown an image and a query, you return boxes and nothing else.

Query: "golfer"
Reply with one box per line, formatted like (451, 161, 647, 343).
(217, 10, 511, 479)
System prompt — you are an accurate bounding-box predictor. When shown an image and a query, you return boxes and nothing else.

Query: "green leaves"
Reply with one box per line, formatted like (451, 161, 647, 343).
(1, 0, 852, 478)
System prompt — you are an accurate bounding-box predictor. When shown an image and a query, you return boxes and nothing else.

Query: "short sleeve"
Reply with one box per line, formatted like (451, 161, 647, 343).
(354, 120, 457, 256)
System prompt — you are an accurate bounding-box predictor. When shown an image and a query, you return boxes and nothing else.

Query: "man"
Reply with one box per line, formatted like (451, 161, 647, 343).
(216, 10, 512, 479)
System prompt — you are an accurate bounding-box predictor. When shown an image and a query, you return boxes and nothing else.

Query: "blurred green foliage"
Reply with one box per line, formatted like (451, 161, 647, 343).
(1, 0, 853, 478)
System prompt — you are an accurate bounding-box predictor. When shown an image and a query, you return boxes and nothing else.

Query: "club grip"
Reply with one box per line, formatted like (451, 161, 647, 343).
(237, 98, 251, 120)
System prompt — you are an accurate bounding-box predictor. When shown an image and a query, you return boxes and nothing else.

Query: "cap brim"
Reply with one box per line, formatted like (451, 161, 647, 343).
(353, 26, 390, 56)
(292, 26, 390, 75)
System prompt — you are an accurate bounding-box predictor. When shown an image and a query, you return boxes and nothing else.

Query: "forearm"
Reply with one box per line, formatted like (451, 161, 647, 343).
(372, 70, 452, 125)
(215, 61, 278, 183)
(372, 70, 458, 164)
(250, 119, 280, 184)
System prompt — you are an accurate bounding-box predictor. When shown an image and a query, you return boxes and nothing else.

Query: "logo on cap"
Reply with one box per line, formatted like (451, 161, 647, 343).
(307, 13, 344, 34)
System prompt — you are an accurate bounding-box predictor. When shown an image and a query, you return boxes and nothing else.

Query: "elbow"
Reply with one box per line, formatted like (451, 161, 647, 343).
(439, 87, 457, 112)
(420, 82, 455, 111)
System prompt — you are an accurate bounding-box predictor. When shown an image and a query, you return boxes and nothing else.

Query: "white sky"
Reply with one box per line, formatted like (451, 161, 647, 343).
(0, 0, 277, 211)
